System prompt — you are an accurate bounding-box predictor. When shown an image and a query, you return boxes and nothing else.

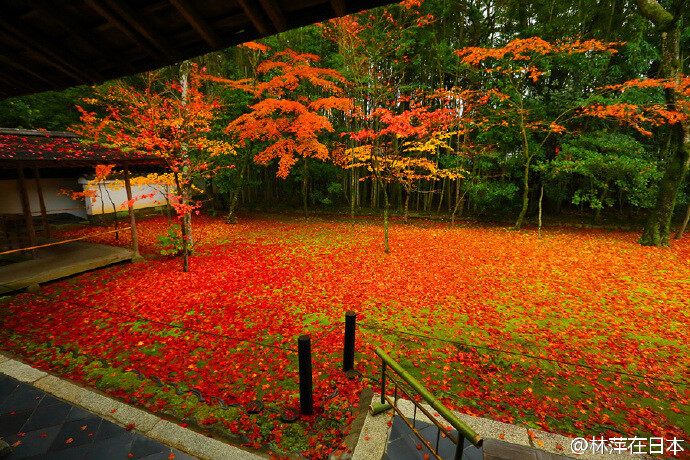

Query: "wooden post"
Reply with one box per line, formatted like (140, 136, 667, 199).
(33, 166, 50, 239)
(17, 163, 37, 257)
(123, 164, 143, 262)
(298, 335, 314, 416)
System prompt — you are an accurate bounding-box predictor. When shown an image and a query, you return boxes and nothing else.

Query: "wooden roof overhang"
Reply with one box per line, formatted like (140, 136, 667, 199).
(0, 0, 394, 100)
(0, 129, 167, 169)
(0, 128, 163, 259)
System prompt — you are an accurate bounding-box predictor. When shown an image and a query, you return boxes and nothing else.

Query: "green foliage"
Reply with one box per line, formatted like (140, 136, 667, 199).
(0, 86, 95, 130)
(543, 133, 661, 211)
(467, 180, 520, 211)
(156, 225, 193, 257)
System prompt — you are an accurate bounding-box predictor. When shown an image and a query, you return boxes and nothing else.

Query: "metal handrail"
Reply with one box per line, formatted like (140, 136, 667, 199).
(369, 348, 483, 453)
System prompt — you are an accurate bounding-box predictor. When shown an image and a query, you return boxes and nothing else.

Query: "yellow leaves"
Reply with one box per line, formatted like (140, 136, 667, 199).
(195, 138, 236, 157)
(403, 130, 456, 154)
(130, 172, 175, 187)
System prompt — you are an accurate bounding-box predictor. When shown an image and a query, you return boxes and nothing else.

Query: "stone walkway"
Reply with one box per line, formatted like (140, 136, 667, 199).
(0, 356, 263, 460)
(0, 374, 195, 460)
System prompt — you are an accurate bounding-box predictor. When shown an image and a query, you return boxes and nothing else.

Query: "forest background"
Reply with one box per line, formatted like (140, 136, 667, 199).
(1, 0, 689, 246)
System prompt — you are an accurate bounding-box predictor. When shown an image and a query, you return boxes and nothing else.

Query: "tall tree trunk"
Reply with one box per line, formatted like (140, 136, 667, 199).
(538, 184, 544, 238)
(675, 202, 690, 239)
(350, 164, 356, 218)
(636, 0, 690, 246)
(451, 180, 464, 224)
(174, 171, 189, 273)
(436, 178, 446, 214)
(403, 187, 410, 222)
(302, 157, 309, 219)
(515, 158, 532, 230)
(226, 148, 252, 224)
(178, 65, 191, 272)
(382, 180, 390, 253)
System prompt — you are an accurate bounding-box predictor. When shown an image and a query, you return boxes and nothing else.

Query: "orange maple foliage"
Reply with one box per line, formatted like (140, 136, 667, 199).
(580, 77, 690, 135)
(207, 46, 353, 178)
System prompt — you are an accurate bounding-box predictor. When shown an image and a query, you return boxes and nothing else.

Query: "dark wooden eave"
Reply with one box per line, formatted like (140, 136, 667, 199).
(0, 128, 166, 168)
(0, 0, 394, 99)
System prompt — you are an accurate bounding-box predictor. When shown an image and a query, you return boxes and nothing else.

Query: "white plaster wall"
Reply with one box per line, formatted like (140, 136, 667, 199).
(0, 178, 87, 219)
(78, 178, 170, 216)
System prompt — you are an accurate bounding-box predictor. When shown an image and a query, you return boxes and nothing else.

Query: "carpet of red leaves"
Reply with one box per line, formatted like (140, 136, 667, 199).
(1, 213, 688, 458)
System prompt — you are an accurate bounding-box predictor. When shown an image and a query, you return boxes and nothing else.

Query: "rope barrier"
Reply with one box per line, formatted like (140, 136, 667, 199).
(359, 322, 689, 387)
(0, 227, 130, 256)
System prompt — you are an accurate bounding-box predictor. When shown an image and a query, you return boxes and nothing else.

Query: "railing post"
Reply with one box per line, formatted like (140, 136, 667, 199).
(454, 436, 464, 460)
(342, 311, 356, 372)
(380, 359, 386, 404)
(298, 334, 314, 415)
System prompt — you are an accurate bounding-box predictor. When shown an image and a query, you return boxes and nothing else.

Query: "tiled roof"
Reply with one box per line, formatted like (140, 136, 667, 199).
(0, 129, 165, 167)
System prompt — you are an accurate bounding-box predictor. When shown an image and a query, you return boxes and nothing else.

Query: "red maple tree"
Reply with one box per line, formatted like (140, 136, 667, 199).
(72, 65, 233, 271)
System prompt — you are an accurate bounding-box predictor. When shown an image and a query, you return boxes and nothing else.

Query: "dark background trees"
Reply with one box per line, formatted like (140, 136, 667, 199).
(1, 0, 688, 245)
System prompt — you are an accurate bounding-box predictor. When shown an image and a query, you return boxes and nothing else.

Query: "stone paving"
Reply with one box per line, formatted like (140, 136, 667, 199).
(0, 374, 196, 460)
(0, 356, 263, 460)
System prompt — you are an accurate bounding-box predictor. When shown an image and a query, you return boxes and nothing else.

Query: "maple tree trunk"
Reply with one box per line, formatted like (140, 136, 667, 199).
(538, 184, 544, 238)
(382, 180, 390, 253)
(302, 158, 309, 219)
(515, 159, 531, 230)
(436, 178, 446, 214)
(636, 0, 690, 246)
(226, 149, 251, 224)
(173, 171, 190, 272)
(350, 165, 356, 219)
(451, 181, 464, 224)
(675, 202, 690, 239)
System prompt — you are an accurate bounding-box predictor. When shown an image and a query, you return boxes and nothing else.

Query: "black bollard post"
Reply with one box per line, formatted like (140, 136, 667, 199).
(298, 334, 314, 415)
(343, 311, 356, 372)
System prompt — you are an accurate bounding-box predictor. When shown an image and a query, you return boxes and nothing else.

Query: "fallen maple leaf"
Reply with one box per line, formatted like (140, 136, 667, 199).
(11, 440, 21, 447)
(66, 438, 73, 444)
(125, 423, 135, 431)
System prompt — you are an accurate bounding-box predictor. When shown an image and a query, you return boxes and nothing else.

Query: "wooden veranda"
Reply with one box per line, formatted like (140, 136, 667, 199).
(0, 128, 166, 291)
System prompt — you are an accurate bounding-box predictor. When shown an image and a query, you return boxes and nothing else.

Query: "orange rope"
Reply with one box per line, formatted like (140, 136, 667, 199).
(0, 227, 131, 256)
